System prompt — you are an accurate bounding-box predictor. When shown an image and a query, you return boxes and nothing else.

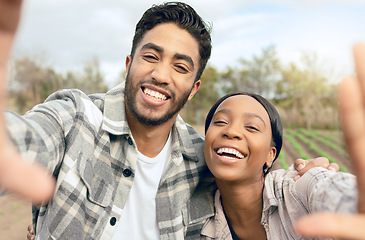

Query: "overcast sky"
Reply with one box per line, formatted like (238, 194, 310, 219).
(12, 0, 365, 86)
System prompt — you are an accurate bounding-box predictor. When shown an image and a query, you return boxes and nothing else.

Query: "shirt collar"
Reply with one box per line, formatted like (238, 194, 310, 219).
(101, 81, 129, 135)
(200, 190, 229, 238)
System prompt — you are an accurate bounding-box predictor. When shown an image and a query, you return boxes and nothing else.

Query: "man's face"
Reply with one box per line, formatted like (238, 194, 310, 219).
(124, 22, 201, 126)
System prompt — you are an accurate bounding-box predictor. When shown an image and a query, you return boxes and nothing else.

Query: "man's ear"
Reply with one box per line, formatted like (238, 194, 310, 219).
(265, 147, 277, 168)
(188, 80, 201, 101)
(125, 55, 132, 78)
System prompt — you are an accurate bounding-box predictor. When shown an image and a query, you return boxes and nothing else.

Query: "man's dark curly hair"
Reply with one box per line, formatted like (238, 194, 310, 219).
(131, 2, 212, 82)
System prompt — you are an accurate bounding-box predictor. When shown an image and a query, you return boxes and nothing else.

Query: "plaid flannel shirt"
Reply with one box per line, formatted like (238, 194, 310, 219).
(198, 165, 358, 240)
(5, 81, 214, 240)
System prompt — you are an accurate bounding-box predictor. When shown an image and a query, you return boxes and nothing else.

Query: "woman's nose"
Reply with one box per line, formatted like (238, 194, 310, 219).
(223, 124, 243, 140)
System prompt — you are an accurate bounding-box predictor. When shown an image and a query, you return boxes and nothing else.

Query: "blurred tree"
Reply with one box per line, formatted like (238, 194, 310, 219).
(79, 57, 108, 94)
(274, 53, 338, 129)
(181, 65, 220, 126)
(233, 45, 281, 97)
(8, 55, 109, 114)
(8, 56, 47, 113)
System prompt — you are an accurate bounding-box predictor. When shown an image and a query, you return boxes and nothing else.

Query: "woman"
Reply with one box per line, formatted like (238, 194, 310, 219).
(200, 92, 357, 239)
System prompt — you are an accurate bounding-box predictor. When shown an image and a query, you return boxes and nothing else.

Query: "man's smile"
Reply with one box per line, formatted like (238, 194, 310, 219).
(142, 87, 168, 101)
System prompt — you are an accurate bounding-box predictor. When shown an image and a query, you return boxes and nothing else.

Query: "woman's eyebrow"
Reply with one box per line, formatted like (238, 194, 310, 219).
(244, 113, 266, 127)
(214, 109, 231, 115)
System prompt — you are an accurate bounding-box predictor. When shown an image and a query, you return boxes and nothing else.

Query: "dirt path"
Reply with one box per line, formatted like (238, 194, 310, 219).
(0, 194, 32, 240)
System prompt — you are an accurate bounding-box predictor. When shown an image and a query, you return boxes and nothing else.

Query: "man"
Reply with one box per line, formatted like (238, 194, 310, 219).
(0, 1, 339, 240)
(2, 1, 213, 239)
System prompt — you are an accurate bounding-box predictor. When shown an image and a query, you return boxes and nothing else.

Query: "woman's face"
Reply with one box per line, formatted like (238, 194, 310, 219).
(204, 95, 276, 184)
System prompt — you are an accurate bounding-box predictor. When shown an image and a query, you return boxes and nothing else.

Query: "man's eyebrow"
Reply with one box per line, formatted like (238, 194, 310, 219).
(174, 53, 195, 70)
(141, 43, 163, 53)
(141, 43, 195, 70)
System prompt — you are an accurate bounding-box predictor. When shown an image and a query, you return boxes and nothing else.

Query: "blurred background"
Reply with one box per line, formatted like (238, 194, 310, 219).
(2, 0, 364, 239)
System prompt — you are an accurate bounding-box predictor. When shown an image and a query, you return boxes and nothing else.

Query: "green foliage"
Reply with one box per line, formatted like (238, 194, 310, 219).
(182, 65, 220, 125)
(284, 130, 310, 160)
(298, 128, 349, 158)
(277, 150, 289, 170)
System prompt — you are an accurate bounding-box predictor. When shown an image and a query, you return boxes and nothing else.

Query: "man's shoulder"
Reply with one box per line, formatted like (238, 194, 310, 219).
(173, 116, 205, 161)
(44, 89, 107, 112)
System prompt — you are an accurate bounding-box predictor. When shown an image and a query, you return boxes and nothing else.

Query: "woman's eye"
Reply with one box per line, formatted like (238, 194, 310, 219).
(246, 126, 259, 131)
(213, 120, 227, 126)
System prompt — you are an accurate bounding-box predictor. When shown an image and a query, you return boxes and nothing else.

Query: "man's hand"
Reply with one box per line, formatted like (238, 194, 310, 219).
(0, 0, 55, 204)
(293, 157, 339, 181)
(27, 224, 35, 240)
(295, 43, 365, 239)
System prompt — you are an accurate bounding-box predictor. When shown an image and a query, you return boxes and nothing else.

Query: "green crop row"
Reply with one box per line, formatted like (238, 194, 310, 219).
(293, 131, 347, 172)
(298, 128, 349, 158)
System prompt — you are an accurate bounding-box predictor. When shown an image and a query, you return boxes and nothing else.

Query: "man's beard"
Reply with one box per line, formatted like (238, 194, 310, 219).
(124, 72, 193, 126)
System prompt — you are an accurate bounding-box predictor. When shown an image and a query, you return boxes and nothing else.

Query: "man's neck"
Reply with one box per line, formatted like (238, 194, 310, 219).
(127, 114, 176, 158)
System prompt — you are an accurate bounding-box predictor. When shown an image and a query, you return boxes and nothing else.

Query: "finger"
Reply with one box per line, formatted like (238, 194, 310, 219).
(0, 0, 23, 33)
(27, 232, 34, 240)
(27, 224, 33, 233)
(354, 43, 365, 96)
(327, 163, 339, 172)
(339, 76, 365, 213)
(296, 157, 329, 176)
(296, 212, 365, 239)
(294, 159, 306, 171)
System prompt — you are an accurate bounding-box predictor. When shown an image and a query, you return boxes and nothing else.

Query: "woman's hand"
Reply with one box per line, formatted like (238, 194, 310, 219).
(295, 43, 365, 239)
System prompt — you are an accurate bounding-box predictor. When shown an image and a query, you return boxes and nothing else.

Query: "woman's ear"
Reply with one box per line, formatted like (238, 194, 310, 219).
(265, 147, 277, 168)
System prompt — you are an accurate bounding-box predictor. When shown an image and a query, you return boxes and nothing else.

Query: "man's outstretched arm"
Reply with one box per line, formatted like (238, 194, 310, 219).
(0, 0, 55, 204)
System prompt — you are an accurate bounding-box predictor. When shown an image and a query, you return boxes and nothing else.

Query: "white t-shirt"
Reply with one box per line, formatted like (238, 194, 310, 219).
(111, 133, 172, 240)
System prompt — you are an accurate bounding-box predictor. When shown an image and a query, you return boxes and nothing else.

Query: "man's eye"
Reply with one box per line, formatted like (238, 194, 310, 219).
(143, 55, 158, 61)
(175, 64, 189, 73)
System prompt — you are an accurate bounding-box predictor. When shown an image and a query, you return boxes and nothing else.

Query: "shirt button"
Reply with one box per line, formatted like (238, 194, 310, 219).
(110, 217, 117, 226)
(127, 137, 133, 145)
(123, 169, 132, 177)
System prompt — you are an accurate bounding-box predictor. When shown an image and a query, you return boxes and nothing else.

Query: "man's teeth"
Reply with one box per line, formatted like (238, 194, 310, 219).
(144, 88, 167, 100)
(217, 148, 244, 159)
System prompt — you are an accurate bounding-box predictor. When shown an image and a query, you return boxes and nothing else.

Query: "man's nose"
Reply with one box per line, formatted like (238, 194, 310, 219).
(150, 62, 172, 84)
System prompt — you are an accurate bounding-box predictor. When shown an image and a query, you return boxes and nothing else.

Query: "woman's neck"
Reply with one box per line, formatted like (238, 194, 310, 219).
(217, 179, 267, 240)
